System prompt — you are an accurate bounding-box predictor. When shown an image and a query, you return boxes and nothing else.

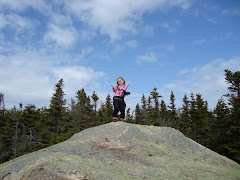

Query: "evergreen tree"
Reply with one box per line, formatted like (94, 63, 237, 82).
(69, 98, 76, 116)
(105, 94, 113, 123)
(146, 96, 155, 125)
(150, 88, 162, 126)
(125, 108, 133, 123)
(141, 94, 147, 124)
(135, 103, 142, 124)
(48, 78, 67, 134)
(19, 105, 41, 152)
(168, 91, 178, 128)
(0, 110, 14, 163)
(35, 107, 53, 148)
(0, 96, 15, 162)
(224, 69, 240, 162)
(178, 94, 191, 136)
(91, 90, 99, 114)
(160, 99, 168, 126)
(98, 103, 107, 124)
(75, 88, 88, 113)
(210, 97, 230, 155)
(97, 94, 113, 124)
(74, 88, 94, 130)
(189, 92, 197, 139)
(150, 88, 161, 113)
(225, 69, 240, 96)
(195, 93, 211, 145)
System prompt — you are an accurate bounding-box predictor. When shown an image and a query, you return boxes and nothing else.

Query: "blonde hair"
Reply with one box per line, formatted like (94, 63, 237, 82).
(117, 77, 125, 85)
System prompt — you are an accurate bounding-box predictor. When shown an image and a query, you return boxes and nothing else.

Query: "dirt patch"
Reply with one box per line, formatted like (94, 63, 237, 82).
(20, 163, 90, 180)
(21, 163, 67, 180)
(89, 141, 152, 166)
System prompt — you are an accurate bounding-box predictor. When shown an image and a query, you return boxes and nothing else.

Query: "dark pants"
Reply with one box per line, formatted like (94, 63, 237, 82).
(113, 96, 126, 119)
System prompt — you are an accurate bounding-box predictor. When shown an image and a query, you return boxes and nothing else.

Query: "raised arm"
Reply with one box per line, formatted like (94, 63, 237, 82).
(111, 84, 117, 92)
(123, 83, 130, 91)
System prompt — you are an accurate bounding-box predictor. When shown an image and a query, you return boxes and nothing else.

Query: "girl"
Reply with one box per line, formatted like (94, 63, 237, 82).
(111, 77, 130, 122)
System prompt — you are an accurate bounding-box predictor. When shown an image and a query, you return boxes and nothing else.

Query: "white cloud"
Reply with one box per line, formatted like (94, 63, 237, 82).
(160, 23, 176, 32)
(0, 50, 105, 109)
(79, 29, 97, 41)
(79, 47, 94, 59)
(1, 0, 192, 42)
(0, 13, 36, 40)
(164, 57, 240, 109)
(178, 67, 198, 75)
(50, 13, 73, 27)
(0, 0, 50, 15)
(44, 24, 78, 48)
(0, 52, 54, 108)
(112, 40, 138, 54)
(126, 40, 138, 48)
(53, 66, 105, 94)
(137, 52, 157, 64)
(63, 0, 192, 40)
(222, 8, 240, 16)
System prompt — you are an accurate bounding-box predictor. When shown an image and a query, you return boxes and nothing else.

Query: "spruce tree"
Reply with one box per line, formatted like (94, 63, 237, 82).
(211, 97, 230, 155)
(150, 88, 162, 113)
(91, 90, 99, 114)
(20, 105, 41, 152)
(160, 99, 168, 126)
(149, 88, 162, 125)
(168, 91, 178, 128)
(141, 94, 147, 124)
(98, 103, 107, 124)
(48, 78, 67, 135)
(126, 108, 133, 123)
(224, 69, 240, 162)
(135, 103, 142, 124)
(225, 69, 240, 96)
(10, 105, 23, 158)
(0, 96, 15, 162)
(69, 98, 76, 116)
(105, 94, 113, 123)
(179, 94, 191, 136)
(74, 88, 94, 130)
(0, 110, 14, 163)
(146, 96, 155, 125)
(97, 94, 113, 124)
(195, 93, 211, 145)
(189, 92, 197, 139)
(35, 107, 53, 148)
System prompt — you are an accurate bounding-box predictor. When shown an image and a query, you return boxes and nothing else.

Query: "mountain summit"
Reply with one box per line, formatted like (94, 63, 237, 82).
(0, 122, 239, 179)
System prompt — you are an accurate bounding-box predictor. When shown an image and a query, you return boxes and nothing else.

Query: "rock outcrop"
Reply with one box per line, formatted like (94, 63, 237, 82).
(0, 122, 240, 179)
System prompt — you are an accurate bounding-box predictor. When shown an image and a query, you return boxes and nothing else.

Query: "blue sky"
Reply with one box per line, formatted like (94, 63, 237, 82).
(0, 0, 240, 111)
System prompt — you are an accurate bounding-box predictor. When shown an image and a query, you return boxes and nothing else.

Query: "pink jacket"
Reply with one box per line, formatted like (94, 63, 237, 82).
(112, 84, 129, 97)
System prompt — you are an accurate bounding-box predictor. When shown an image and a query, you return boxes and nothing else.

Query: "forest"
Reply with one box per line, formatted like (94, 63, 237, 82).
(0, 69, 239, 164)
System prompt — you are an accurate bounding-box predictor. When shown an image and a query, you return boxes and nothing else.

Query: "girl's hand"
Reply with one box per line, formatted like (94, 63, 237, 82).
(111, 84, 115, 88)
(127, 83, 130, 86)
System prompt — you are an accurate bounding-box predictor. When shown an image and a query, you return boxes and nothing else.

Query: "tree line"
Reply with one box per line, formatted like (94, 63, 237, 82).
(0, 69, 239, 164)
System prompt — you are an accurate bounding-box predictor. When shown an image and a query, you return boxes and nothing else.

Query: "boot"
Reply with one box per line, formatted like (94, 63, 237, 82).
(120, 118, 125, 122)
(113, 117, 118, 122)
